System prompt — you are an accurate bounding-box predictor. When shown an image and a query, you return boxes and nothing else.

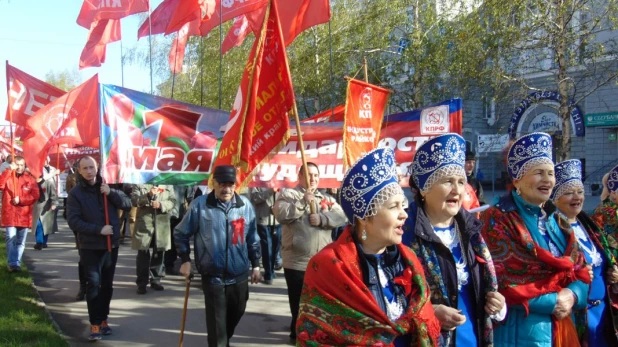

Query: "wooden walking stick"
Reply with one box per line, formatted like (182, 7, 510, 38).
(178, 273, 193, 347)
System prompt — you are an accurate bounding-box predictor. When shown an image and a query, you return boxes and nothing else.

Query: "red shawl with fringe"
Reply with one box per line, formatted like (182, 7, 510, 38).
(296, 226, 440, 347)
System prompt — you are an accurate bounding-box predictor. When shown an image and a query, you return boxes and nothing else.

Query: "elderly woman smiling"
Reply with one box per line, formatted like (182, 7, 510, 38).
(296, 147, 440, 346)
(403, 133, 506, 346)
(480, 132, 591, 347)
(548, 159, 618, 345)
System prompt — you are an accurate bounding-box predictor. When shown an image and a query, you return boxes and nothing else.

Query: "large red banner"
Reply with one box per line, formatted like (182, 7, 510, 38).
(22, 75, 100, 178)
(343, 78, 390, 168)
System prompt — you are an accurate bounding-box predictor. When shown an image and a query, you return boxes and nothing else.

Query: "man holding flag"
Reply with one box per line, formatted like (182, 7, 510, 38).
(67, 156, 131, 341)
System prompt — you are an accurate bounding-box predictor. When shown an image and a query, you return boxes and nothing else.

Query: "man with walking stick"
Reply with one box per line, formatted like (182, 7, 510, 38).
(131, 184, 176, 294)
(67, 156, 131, 341)
(175, 165, 261, 347)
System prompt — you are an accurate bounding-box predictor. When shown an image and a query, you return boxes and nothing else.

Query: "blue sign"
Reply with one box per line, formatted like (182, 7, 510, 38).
(508, 91, 585, 139)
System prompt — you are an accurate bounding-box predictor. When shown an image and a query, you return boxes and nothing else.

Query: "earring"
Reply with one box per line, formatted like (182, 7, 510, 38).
(362, 229, 367, 241)
(516, 188, 521, 195)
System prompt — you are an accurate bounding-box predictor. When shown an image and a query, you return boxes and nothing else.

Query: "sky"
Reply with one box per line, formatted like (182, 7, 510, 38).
(0, 0, 164, 125)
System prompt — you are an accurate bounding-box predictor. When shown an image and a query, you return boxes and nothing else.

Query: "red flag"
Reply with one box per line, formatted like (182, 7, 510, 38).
(199, 0, 268, 37)
(165, 0, 217, 35)
(5, 63, 66, 139)
(214, 0, 295, 189)
(301, 104, 345, 123)
(77, 0, 149, 29)
(246, 0, 330, 46)
(80, 19, 122, 69)
(169, 20, 202, 73)
(342, 78, 390, 168)
(221, 15, 252, 55)
(22, 75, 100, 178)
(138, 0, 179, 39)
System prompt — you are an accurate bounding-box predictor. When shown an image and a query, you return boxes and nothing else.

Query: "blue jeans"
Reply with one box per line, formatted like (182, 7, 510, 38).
(35, 220, 48, 245)
(257, 224, 281, 281)
(5, 227, 29, 267)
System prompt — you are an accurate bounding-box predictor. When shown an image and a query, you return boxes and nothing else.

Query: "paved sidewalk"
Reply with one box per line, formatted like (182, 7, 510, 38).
(24, 218, 294, 347)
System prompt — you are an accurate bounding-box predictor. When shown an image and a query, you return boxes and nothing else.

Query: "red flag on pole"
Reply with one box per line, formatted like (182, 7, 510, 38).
(168, 20, 202, 74)
(213, 0, 295, 189)
(221, 15, 252, 55)
(5, 63, 66, 139)
(22, 75, 100, 178)
(77, 0, 149, 29)
(301, 104, 345, 123)
(165, 0, 216, 35)
(199, 0, 268, 37)
(138, 0, 179, 39)
(80, 19, 122, 69)
(246, 0, 331, 46)
(342, 78, 390, 168)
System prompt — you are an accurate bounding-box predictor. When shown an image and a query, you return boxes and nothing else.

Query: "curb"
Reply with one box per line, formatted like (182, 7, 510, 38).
(24, 256, 72, 346)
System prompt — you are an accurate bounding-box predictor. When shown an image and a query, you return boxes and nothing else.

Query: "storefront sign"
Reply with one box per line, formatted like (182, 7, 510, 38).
(584, 112, 618, 127)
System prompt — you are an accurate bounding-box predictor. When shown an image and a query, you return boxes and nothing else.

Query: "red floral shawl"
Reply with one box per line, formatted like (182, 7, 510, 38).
(296, 226, 440, 347)
(480, 205, 591, 311)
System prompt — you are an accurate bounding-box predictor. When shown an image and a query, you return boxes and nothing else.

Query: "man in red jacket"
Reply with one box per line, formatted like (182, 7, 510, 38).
(0, 156, 40, 272)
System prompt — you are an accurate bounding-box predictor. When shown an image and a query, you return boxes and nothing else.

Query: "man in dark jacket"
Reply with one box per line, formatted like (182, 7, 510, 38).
(465, 149, 486, 205)
(176, 165, 261, 347)
(67, 156, 131, 342)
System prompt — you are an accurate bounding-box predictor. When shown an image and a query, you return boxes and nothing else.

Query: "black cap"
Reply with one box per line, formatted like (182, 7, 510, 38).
(465, 150, 476, 161)
(213, 165, 237, 183)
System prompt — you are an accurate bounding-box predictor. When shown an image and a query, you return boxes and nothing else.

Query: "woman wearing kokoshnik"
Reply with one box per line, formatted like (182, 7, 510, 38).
(296, 147, 441, 346)
(592, 165, 618, 253)
(480, 132, 591, 346)
(402, 133, 506, 346)
(547, 159, 618, 345)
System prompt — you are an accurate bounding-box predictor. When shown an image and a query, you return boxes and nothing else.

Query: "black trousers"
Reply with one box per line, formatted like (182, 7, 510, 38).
(164, 217, 181, 269)
(81, 247, 119, 325)
(136, 248, 164, 287)
(283, 268, 305, 339)
(202, 279, 249, 347)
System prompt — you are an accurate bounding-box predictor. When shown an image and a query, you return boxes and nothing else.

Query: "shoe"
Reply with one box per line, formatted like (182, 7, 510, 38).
(100, 321, 112, 335)
(274, 263, 283, 271)
(150, 282, 164, 291)
(42, 244, 48, 249)
(89, 325, 102, 341)
(10, 266, 21, 273)
(76, 287, 86, 301)
(136, 286, 147, 295)
(34, 243, 43, 250)
(7, 266, 15, 273)
(262, 279, 273, 285)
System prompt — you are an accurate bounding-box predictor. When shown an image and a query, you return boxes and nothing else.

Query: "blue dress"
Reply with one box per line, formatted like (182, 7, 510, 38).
(572, 221, 608, 347)
(434, 225, 478, 346)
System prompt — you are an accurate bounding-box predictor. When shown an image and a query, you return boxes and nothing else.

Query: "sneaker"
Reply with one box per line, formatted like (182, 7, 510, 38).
(274, 263, 283, 271)
(33, 243, 43, 250)
(136, 286, 147, 295)
(150, 282, 164, 291)
(42, 244, 48, 249)
(89, 325, 102, 341)
(100, 321, 112, 335)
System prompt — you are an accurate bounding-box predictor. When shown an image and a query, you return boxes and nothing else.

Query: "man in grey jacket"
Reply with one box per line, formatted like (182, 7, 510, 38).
(273, 162, 347, 342)
(176, 165, 261, 347)
(249, 187, 281, 284)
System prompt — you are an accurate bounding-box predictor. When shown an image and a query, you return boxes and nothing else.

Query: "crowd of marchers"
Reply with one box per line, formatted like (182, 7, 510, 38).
(1, 131, 618, 347)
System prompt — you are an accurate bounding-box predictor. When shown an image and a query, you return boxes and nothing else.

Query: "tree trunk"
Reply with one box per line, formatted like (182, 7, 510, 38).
(555, 3, 571, 162)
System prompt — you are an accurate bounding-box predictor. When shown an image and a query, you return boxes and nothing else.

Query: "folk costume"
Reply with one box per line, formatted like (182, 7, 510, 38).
(297, 148, 440, 347)
(549, 159, 618, 345)
(404, 134, 503, 347)
(480, 133, 591, 347)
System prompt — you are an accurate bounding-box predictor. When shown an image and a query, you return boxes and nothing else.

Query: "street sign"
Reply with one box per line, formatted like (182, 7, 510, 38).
(584, 112, 618, 127)
(477, 134, 510, 153)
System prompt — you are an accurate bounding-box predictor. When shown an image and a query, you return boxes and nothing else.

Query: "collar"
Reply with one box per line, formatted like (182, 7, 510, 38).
(512, 190, 542, 216)
(412, 200, 481, 243)
(206, 191, 245, 209)
(353, 232, 401, 286)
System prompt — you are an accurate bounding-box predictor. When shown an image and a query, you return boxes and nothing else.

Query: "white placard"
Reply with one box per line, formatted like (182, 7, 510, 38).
(57, 173, 68, 198)
(477, 134, 510, 153)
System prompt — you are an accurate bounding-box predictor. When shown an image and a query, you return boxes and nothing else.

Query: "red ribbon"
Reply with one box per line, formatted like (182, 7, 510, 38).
(230, 218, 245, 245)
(393, 267, 414, 296)
(319, 198, 334, 211)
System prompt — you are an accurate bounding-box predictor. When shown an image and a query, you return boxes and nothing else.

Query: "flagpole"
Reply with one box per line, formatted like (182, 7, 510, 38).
(5, 60, 17, 195)
(98, 82, 112, 253)
(200, 37, 204, 106)
(120, 41, 125, 88)
(147, 2, 154, 94)
(171, 33, 179, 100)
(55, 144, 60, 193)
(363, 56, 368, 83)
(328, 20, 334, 118)
(218, 0, 223, 110)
